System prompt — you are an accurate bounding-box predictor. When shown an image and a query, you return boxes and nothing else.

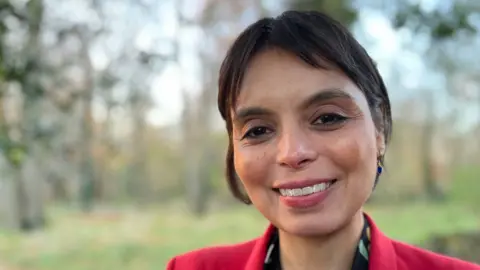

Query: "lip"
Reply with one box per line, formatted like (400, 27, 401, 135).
(272, 178, 335, 189)
(278, 181, 336, 209)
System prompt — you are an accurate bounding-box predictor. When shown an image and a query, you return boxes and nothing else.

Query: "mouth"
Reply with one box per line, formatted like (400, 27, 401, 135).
(273, 179, 337, 197)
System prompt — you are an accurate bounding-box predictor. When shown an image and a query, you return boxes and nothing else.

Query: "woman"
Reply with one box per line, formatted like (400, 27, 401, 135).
(167, 10, 480, 270)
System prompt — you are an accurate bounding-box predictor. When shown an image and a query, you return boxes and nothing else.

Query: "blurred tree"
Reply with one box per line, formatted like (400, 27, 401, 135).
(0, 0, 181, 227)
(290, 0, 357, 25)
(393, 0, 479, 200)
(76, 26, 98, 212)
(177, 0, 210, 216)
(421, 91, 446, 201)
(0, 0, 46, 231)
(393, 1, 477, 40)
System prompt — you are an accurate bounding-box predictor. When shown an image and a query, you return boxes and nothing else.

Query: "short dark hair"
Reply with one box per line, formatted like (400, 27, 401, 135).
(218, 10, 392, 204)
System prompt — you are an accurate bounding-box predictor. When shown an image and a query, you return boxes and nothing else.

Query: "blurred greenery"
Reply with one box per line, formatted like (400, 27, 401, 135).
(0, 0, 478, 268)
(450, 165, 480, 206)
(0, 200, 477, 269)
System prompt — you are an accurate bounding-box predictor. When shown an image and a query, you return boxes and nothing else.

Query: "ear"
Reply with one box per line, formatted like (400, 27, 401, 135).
(376, 130, 386, 158)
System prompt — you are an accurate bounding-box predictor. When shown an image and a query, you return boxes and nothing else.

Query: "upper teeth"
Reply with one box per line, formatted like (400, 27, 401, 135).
(279, 182, 333, 197)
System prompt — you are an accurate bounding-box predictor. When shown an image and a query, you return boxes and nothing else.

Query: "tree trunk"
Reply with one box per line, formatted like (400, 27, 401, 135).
(477, 87, 480, 161)
(128, 96, 149, 203)
(21, 139, 46, 230)
(78, 97, 95, 211)
(421, 92, 445, 201)
(11, 166, 28, 229)
(11, 0, 47, 231)
(77, 28, 96, 212)
(181, 97, 204, 215)
(98, 103, 114, 200)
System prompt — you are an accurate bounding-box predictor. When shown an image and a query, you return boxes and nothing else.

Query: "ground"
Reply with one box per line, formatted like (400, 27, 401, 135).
(0, 201, 478, 269)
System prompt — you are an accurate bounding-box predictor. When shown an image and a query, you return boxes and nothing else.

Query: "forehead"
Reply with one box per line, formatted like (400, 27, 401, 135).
(236, 49, 366, 109)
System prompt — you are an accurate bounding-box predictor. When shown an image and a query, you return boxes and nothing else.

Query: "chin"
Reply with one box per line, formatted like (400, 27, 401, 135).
(277, 210, 348, 237)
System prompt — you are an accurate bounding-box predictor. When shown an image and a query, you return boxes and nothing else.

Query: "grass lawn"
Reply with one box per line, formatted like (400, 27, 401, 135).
(0, 201, 478, 269)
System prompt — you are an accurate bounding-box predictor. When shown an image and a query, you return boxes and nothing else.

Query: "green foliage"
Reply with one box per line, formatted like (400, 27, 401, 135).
(7, 145, 26, 167)
(23, 81, 44, 100)
(0, 132, 27, 167)
(393, 2, 478, 40)
(290, 0, 478, 40)
(290, 0, 357, 26)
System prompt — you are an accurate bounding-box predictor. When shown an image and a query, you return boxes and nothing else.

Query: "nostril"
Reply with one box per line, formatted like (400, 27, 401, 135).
(277, 145, 318, 169)
(298, 158, 311, 166)
(290, 158, 313, 169)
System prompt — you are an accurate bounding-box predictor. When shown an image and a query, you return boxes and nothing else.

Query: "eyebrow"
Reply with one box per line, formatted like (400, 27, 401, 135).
(299, 88, 353, 110)
(233, 107, 274, 123)
(233, 88, 353, 123)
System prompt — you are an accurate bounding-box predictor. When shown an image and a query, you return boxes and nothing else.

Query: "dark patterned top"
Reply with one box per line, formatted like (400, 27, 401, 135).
(264, 216, 371, 270)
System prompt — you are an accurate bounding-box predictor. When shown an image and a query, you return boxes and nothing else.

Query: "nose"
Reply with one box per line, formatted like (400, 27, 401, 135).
(276, 128, 318, 170)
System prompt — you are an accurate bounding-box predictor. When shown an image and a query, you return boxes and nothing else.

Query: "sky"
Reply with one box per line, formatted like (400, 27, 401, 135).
(80, 0, 478, 132)
(144, 2, 406, 127)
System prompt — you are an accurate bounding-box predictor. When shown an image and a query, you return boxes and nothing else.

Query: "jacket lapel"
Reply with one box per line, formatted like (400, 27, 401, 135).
(365, 214, 398, 270)
(245, 224, 275, 270)
(244, 213, 398, 270)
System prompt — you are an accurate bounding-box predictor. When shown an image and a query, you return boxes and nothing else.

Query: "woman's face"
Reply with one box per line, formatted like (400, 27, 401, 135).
(231, 49, 385, 236)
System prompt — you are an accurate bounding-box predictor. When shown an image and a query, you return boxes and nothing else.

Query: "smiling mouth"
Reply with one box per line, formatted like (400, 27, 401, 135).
(273, 180, 337, 197)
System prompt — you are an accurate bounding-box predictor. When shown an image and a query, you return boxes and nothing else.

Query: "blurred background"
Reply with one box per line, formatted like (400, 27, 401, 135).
(0, 0, 478, 269)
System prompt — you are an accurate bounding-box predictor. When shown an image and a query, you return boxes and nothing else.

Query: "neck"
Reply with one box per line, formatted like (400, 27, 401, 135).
(278, 211, 365, 270)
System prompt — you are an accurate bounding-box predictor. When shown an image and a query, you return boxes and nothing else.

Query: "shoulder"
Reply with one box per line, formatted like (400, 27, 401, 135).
(166, 238, 258, 270)
(392, 239, 480, 270)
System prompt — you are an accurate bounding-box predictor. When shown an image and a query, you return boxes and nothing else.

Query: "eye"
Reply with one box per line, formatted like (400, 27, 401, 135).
(313, 113, 348, 126)
(242, 126, 272, 140)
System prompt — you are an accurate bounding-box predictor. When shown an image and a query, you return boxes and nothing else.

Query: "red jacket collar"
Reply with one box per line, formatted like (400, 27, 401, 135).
(244, 213, 397, 270)
(365, 213, 397, 270)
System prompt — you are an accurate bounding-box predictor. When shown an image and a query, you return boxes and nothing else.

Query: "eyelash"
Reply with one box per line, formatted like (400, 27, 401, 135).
(241, 113, 348, 140)
(313, 113, 348, 126)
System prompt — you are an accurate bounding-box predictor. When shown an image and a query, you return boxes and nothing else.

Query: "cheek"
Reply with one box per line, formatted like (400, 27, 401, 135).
(328, 123, 378, 180)
(233, 145, 271, 189)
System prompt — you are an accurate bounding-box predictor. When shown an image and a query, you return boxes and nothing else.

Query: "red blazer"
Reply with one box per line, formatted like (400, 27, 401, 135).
(166, 214, 480, 270)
